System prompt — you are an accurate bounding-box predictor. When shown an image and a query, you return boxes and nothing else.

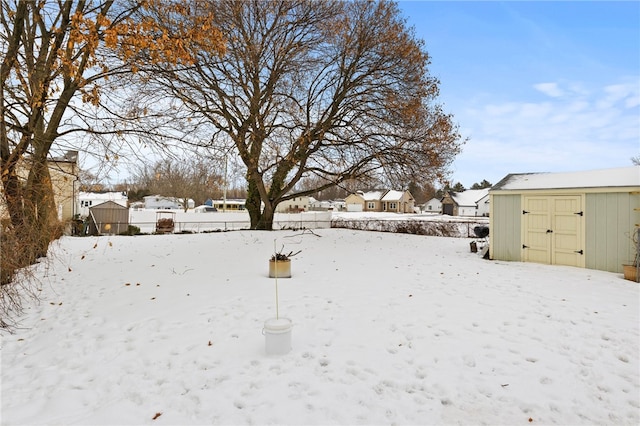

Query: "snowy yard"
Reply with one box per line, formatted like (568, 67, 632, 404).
(1, 229, 638, 425)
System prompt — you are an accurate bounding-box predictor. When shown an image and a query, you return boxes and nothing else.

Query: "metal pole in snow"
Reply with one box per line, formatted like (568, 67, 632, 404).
(274, 239, 279, 319)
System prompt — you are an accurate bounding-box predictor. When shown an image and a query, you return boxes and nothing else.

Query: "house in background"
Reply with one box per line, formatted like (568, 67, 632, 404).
(79, 191, 128, 217)
(422, 197, 442, 213)
(48, 151, 80, 222)
(208, 199, 246, 211)
(476, 192, 491, 217)
(441, 188, 490, 217)
(143, 195, 194, 210)
(333, 199, 346, 211)
(489, 166, 639, 274)
(345, 190, 415, 213)
(381, 190, 415, 213)
(275, 196, 311, 213)
(1, 150, 79, 226)
(345, 190, 387, 212)
(309, 198, 346, 211)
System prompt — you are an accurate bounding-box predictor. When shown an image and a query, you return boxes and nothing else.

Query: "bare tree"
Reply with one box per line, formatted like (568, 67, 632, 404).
(137, 0, 464, 230)
(131, 158, 223, 210)
(0, 0, 225, 263)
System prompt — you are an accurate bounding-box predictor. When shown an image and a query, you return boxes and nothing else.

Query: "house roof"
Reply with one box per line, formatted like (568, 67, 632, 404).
(381, 190, 405, 201)
(450, 189, 490, 207)
(357, 190, 387, 201)
(79, 191, 127, 200)
(492, 166, 640, 191)
(424, 197, 442, 205)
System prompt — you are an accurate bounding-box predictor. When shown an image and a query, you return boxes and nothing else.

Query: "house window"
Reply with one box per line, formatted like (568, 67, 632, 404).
(389, 202, 397, 209)
(367, 202, 375, 209)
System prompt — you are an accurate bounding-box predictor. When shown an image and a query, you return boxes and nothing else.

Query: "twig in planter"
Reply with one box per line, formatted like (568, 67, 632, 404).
(270, 246, 302, 261)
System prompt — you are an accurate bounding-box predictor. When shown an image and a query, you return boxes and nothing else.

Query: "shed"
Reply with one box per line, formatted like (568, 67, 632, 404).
(79, 191, 128, 217)
(88, 201, 130, 235)
(489, 166, 640, 274)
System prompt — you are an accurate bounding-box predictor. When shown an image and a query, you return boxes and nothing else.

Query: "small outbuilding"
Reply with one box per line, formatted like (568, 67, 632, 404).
(88, 201, 130, 235)
(489, 166, 640, 274)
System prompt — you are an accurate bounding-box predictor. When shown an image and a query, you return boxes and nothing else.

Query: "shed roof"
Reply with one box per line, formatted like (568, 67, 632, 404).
(90, 200, 128, 210)
(492, 166, 640, 191)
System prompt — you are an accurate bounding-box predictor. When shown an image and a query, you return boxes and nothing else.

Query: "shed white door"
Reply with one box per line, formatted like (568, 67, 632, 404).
(522, 195, 584, 268)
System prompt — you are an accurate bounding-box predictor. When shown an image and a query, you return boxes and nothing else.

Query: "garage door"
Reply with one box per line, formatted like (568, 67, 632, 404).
(522, 195, 584, 268)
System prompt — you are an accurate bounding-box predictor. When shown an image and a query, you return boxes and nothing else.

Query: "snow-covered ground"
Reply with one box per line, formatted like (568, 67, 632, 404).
(1, 229, 638, 425)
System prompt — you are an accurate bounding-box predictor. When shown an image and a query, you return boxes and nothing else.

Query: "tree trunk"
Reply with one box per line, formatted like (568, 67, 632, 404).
(246, 176, 262, 229)
(245, 175, 277, 230)
(24, 160, 60, 259)
(256, 203, 275, 231)
(1, 162, 25, 229)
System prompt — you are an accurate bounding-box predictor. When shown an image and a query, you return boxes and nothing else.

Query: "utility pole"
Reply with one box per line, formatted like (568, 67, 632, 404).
(223, 153, 227, 212)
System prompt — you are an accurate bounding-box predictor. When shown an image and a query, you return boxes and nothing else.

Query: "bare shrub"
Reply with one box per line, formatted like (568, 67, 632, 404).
(1, 219, 62, 331)
(331, 218, 466, 238)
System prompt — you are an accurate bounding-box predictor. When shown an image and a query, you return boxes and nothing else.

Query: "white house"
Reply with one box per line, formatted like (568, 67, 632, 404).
(143, 195, 194, 210)
(310, 197, 333, 211)
(422, 197, 442, 213)
(476, 192, 491, 217)
(78, 191, 128, 217)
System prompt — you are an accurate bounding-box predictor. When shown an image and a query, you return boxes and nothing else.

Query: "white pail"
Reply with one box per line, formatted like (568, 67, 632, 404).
(263, 317, 292, 355)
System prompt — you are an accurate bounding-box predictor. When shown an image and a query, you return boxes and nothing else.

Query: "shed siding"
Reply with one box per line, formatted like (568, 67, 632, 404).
(90, 202, 129, 235)
(490, 194, 521, 261)
(585, 192, 638, 273)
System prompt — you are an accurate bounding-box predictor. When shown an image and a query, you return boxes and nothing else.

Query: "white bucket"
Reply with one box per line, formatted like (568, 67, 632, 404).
(263, 317, 292, 355)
